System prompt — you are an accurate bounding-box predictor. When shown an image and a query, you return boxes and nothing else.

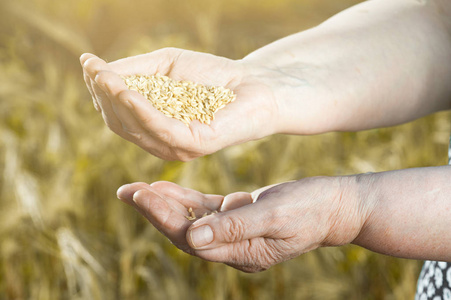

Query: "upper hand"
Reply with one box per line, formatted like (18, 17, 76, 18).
(80, 48, 279, 161)
(117, 176, 368, 272)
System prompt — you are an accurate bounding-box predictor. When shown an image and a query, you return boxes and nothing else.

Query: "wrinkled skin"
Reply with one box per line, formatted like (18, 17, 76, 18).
(117, 177, 367, 273)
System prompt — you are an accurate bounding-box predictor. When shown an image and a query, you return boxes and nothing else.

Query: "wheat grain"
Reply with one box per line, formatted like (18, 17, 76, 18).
(184, 207, 218, 221)
(122, 74, 236, 126)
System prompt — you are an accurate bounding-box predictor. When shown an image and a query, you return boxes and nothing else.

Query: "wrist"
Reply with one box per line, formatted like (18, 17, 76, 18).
(236, 59, 286, 136)
(239, 60, 324, 136)
(349, 172, 379, 247)
(241, 40, 354, 136)
(323, 173, 378, 247)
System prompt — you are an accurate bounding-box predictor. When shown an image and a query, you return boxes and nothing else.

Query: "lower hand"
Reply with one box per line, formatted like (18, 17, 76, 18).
(117, 176, 369, 272)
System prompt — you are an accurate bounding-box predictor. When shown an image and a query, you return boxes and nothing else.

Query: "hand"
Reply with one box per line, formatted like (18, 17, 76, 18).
(117, 177, 369, 272)
(80, 48, 279, 161)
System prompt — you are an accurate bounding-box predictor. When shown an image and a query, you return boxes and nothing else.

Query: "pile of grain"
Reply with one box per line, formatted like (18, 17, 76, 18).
(122, 74, 236, 126)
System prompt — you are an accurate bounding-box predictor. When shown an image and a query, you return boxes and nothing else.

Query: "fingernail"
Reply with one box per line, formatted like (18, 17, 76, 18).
(190, 225, 214, 248)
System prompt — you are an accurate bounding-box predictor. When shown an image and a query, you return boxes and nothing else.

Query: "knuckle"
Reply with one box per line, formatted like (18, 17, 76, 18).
(221, 215, 246, 243)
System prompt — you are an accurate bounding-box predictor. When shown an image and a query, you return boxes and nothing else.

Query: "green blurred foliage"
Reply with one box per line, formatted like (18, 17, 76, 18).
(0, 0, 449, 299)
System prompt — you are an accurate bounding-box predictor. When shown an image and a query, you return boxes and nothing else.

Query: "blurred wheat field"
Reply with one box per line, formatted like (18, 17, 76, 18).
(1, 0, 450, 299)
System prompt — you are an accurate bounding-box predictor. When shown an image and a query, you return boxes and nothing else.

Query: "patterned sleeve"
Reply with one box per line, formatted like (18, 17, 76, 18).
(414, 136, 451, 300)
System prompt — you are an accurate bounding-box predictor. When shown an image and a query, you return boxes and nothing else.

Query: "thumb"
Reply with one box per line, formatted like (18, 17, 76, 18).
(186, 196, 275, 250)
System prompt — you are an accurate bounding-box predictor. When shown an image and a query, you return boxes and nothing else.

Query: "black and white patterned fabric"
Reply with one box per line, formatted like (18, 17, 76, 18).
(415, 261, 451, 300)
(414, 136, 451, 300)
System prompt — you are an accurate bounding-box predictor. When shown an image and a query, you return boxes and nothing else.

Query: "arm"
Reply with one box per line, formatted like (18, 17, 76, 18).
(354, 165, 451, 261)
(243, 0, 451, 134)
(81, 0, 451, 160)
(116, 166, 451, 272)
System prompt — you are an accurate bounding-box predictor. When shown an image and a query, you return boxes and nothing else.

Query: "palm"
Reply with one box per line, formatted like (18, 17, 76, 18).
(158, 52, 276, 149)
(118, 181, 224, 254)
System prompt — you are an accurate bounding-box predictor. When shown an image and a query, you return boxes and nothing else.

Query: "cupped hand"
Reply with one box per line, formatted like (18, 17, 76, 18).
(117, 177, 369, 273)
(116, 181, 254, 254)
(80, 48, 279, 161)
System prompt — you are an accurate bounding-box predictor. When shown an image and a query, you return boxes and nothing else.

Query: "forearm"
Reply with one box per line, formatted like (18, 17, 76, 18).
(243, 0, 451, 134)
(353, 165, 451, 261)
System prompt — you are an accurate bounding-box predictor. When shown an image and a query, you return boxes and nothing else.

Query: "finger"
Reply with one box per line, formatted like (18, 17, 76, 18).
(150, 181, 223, 213)
(84, 72, 101, 112)
(85, 73, 101, 112)
(83, 57, 116, 114)
(118, 181, 223, 216)
(84, 59, 131, 136)
(186, 199, 276, 250)
(83, 54, 109, 77)
(117, 88, 193, 145)
(95, 70, 200, 159)
(132, 189, 192, 251)
(108, 48, 185, 76)
(220, 192, 253, 212)
(250, 181, 295, 202)
(109, 48, 239, 87)
(117, 182, 159, 218)
(80, 53, 101, 112)
(117, 182, 186, 222)
(95, 70, 147, 140)
(82, 55, 108, 106)
(80, 53, 97, 66)
(194, 238, 276, 273)
(117, 182, 151, 205)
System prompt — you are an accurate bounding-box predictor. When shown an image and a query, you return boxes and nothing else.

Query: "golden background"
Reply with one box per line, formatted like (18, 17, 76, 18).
(1, 0, 449, 299)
